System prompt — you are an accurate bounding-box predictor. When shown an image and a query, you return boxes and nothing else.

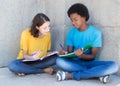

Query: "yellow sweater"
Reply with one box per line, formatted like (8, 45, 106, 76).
(17, 29, 51, 59)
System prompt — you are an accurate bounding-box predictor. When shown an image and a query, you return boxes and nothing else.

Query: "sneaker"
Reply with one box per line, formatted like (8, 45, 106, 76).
(56, 71, 68, 81)
(99, 75, 110, 84)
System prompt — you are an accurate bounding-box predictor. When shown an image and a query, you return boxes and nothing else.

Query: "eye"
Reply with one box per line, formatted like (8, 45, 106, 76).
(43, 27, 47, 30)
(74, 18, 78, 21)
(43, 26, 50, 30)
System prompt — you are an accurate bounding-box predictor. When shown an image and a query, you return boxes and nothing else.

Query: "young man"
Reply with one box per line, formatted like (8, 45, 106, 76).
(56, 3, 118, 84)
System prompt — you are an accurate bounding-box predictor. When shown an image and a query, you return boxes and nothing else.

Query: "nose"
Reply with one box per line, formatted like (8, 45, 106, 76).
(72, 21, 75, 26)
(72, 22, 75, 26)
(47, 27, 50, 32)
(47, 29, 50, 32)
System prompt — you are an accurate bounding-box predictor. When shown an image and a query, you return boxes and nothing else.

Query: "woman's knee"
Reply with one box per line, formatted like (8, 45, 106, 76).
(8, 59, 22, 72)
(8, 61, 16, 72)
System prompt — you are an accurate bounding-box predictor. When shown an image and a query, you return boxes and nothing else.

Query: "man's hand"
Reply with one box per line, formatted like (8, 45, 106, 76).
(59, 50, 67, 55)
(75, 48, 83, 56)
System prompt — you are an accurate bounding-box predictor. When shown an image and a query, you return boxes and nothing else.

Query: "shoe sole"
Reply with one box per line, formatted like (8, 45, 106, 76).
(103, 75, 110, 84)
(100, 75, 110, 84)
(56, 72, 62, 81)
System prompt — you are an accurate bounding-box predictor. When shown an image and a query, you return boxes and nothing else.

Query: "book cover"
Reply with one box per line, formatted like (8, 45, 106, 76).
(59, 52, 76, 58)
(22, 51, 58, 62)
(83, 42, 92, 52)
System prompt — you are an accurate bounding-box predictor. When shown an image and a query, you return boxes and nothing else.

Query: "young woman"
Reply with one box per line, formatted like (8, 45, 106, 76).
(8, 13, 58, 76)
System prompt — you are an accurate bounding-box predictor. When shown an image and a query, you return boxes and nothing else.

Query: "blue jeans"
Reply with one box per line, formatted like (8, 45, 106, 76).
(8, 55, 58, 74)
(56, 57, 118, 80)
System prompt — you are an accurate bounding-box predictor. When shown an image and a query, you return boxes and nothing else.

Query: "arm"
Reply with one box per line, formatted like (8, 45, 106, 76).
(67, 46, 74, 53)
(23, 50, 30, 58)
(67, 46, 99, 60)
(23, 50, 42, 60)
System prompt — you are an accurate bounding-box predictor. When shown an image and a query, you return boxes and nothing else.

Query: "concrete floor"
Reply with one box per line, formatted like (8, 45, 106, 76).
(0, 68, 120, 86)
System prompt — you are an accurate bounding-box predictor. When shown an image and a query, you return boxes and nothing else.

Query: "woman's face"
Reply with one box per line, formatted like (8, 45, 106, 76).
(36, 21, 50, 35)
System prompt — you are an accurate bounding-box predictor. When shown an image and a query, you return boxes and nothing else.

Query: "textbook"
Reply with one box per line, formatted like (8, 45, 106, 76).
(22, 51, 58, 62)
(59, 43, 92, 58)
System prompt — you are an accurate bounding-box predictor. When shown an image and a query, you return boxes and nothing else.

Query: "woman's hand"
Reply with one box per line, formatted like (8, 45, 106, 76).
(75, 49, 83, 56)
(24, 50, 43, 60)
(30, 50, 43, 59)
(46, 52, 53, 55)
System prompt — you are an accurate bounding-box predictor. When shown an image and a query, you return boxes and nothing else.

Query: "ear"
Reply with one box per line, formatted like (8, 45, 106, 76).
(36, 26, 39, 30)
(83, 17, 86, 21)
(82, 17, 86, 22)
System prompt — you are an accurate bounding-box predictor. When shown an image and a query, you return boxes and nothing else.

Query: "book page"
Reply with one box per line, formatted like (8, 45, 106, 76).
(40, 51, 58, 60)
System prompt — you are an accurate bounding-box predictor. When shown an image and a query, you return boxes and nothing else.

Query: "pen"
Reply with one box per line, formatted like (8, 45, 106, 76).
(59, 43, 66, 51)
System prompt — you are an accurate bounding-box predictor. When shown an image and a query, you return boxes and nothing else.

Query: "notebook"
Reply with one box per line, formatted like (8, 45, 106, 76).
(59, 43, 92, 58)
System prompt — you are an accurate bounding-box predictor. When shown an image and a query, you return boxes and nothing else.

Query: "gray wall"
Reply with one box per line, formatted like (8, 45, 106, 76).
(0, 0, 120, 75)
(0, 0, 45, 67)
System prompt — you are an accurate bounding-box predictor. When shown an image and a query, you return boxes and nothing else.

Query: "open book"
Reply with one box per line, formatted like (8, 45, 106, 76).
(22, 51, 58, 62)
(59, 43, 92, 58)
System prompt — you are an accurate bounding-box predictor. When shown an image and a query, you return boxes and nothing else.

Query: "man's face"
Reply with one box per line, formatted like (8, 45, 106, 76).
(70, 13, 85, 29)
